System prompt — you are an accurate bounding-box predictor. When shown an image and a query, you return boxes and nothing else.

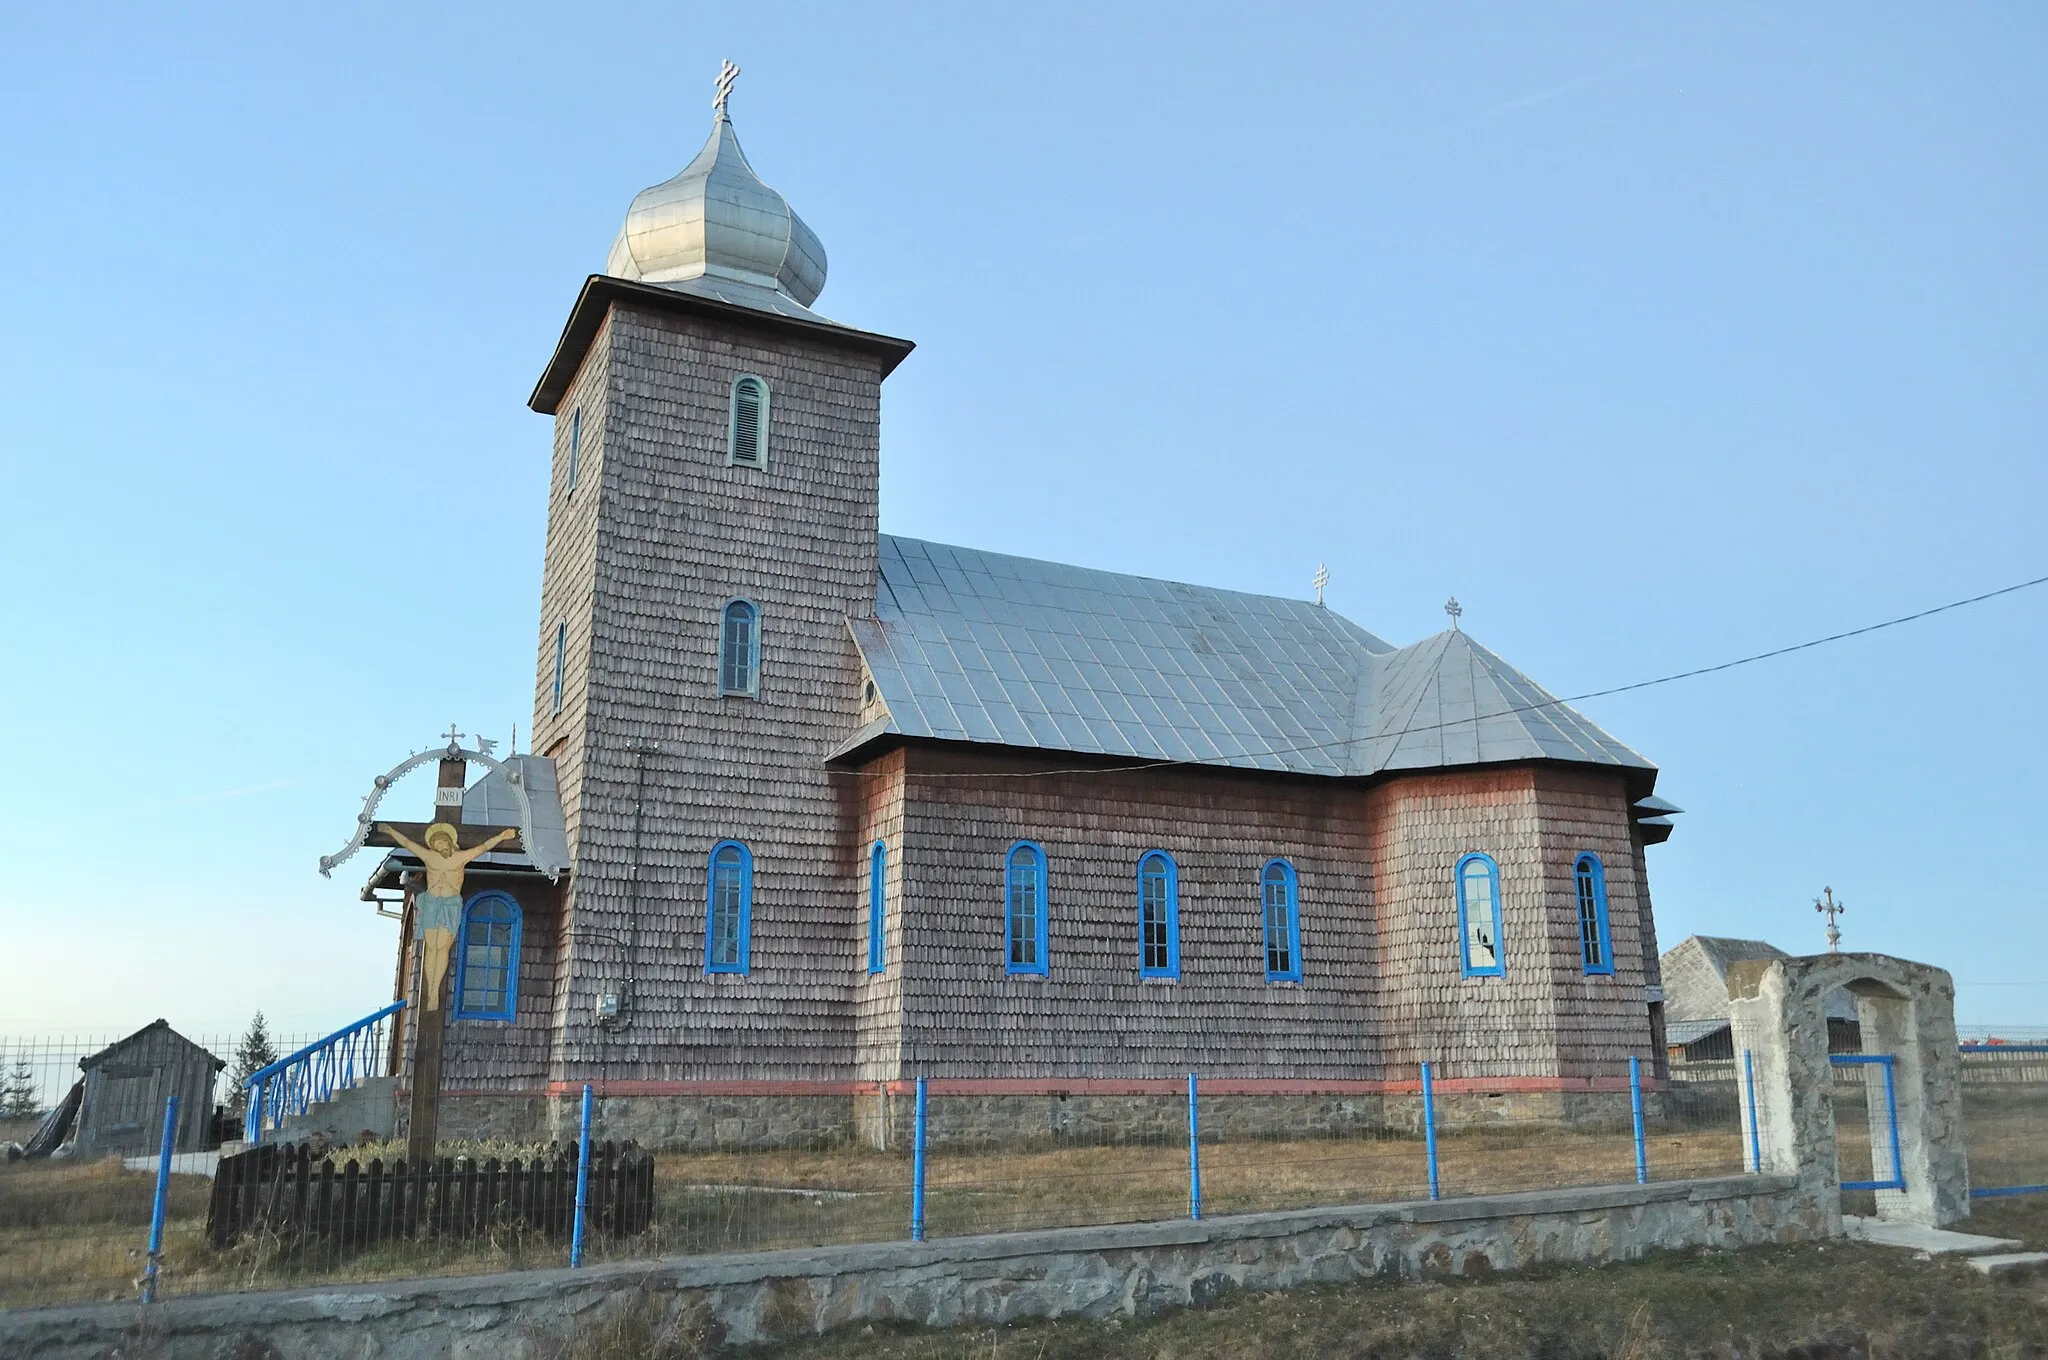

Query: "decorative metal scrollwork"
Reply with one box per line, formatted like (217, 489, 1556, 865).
(318, 740, 567, 882)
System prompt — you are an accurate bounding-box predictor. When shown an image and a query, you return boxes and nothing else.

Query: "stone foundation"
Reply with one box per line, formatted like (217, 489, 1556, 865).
(1, 1174, 1819, 1359)
(418, 1089, 1659, 1154)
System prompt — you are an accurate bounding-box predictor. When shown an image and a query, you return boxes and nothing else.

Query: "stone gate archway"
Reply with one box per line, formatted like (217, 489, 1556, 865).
(1727, 952, 1966, 1231)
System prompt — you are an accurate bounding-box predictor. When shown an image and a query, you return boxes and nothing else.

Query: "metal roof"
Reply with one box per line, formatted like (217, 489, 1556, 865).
(844, 536, 1656, 782)
(1665, 1019, 1730, 1047)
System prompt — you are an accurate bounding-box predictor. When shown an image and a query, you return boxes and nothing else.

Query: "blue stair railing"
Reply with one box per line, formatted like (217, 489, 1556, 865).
(243, 1001, 405, 1145)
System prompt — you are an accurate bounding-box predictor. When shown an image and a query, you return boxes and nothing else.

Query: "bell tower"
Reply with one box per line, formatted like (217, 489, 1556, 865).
(525, 67, 914, 1089)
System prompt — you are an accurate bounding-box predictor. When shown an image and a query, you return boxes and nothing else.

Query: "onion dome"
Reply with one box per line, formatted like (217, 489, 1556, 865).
(604, 80, 828, 315)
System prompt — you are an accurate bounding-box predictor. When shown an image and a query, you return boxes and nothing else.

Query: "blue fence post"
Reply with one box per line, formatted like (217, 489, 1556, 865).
(1742, 1049, 1763, 1174)
(1630, 1055, 1648, 1185)
(141, 1094, 179, 1304)
(1881, 1057, 1904, 1191)
(911, 1077, 929, 1243)
(570, 1083, 593, 1268)
(1420, 1062, 1441, 1201)
(1187, 1072, 1203, 1221)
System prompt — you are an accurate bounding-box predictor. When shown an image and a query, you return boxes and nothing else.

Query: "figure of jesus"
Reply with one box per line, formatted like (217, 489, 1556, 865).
(379, 822, 517, 1009)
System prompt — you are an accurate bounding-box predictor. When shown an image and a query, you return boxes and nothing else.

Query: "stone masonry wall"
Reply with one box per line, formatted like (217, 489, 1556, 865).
(2, 1175, 1818, 1359)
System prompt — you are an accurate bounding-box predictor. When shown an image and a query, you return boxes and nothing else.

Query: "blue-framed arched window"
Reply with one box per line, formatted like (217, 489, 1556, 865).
(867, 840, 887, 976)
(719, 599, 760, 697)
(729, 375, 770, 468)
(707, 840, 753, 974)
(1137, 851, 1180, 978)
(454, 891, 521, 1021)
(1456, 852, 1505, 978)
(1005, 841, 1048, 976)
(1261, 859, 1302, 983)
(1575, 852, 1614, 975)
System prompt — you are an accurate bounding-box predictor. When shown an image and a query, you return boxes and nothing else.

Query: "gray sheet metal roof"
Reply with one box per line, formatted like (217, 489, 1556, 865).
(846, 536, 1655, 781)
(1665, 1019, 1730, 1047)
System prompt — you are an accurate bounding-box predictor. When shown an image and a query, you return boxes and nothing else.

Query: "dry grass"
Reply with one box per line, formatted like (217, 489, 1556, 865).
(2, 1091, 2039, 1321)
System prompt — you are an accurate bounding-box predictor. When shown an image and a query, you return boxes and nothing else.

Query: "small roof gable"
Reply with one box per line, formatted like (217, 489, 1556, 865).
(80, 1020, 223, 1071)
(846, 535, 1656, 783)
(1359, 630, 1653, 776)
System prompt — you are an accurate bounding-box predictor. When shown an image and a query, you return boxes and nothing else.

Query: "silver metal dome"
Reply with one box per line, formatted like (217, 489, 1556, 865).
(605, 109, 828, 313)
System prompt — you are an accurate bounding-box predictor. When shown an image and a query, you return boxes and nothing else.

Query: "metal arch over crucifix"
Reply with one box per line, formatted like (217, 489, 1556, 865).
(714, 59, 740, 115)
(320, 731, 536, 1162)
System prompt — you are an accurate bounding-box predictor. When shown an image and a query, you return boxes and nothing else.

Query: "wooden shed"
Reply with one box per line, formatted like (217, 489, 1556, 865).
(74, 1021, 223, 1157)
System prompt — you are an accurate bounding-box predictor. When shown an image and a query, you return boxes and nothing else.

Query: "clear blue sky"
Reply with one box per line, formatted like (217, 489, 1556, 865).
(2, 4, 2042, 1038)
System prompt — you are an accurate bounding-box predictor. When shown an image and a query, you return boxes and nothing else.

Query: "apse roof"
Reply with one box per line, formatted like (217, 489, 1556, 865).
(842, 536, 1656, 783)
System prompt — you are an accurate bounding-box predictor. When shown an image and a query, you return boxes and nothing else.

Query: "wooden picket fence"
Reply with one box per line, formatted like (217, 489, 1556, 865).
(206, 1141, 655, 1249)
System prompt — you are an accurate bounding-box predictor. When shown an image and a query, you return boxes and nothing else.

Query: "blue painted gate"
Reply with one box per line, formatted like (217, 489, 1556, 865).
(1831, 1053, 1905, 1194)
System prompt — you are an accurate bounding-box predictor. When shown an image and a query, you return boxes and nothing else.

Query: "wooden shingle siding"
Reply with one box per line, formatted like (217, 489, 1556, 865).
(1368, 768, 1656, 1084)
(533, 301, 883, 1083)
(890, 746, 1379, 1080)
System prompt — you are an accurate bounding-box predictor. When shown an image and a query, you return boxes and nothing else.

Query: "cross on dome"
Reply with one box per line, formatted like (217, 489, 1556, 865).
(714, 59, 739, 115)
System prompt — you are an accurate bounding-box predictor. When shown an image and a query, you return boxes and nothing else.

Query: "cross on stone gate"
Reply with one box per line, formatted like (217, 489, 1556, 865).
(1815, 886, 1847, 952)
(363, 736, 526, 1162)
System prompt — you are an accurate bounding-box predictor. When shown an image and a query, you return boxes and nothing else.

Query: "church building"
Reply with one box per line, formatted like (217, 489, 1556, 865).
(369, 80, 1684, 1146)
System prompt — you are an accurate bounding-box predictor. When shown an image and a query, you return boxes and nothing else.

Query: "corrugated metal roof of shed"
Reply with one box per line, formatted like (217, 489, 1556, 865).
(845, 536, 1656, 781)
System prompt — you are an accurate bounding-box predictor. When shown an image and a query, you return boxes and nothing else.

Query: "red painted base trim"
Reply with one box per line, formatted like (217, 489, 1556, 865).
(445, 1075, 1668, 1100)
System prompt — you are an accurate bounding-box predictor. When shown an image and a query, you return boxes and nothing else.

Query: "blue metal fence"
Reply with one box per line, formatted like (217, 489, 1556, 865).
(242, 1002, 404, 1144)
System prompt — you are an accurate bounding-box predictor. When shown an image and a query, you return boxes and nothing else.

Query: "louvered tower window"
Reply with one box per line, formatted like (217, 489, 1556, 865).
(728, 376, 769, 468)
(719, 599, 759, 696)
(1137, 851, 1179, 978)
(1575, 853, 1614, 975)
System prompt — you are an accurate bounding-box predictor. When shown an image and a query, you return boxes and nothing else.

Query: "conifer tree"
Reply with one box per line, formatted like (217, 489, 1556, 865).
(225, 1012, 279, 1115)
(1, 1053, 38, 1122)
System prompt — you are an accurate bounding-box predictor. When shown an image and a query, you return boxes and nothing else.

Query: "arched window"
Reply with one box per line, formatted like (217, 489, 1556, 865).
(1261, 859, 1302, 983)
(720, 599, 760, 696)
(728, 375, 769, 468)
(566, 404, 582, 492)
(1456, 852, 1505, 978)
(1005, 842, 1048, 976)
(550, 621, 567, 715)
(1137, 851, 1180, 978)
(1575, 853, 1614, 975)
(867, 840, 887, 976)
(454, 891, 521, 1021)
(706, 841, 753, 974)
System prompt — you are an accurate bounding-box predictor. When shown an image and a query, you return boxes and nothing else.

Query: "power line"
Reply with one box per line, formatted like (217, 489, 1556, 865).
(838, 568, 2048, 779)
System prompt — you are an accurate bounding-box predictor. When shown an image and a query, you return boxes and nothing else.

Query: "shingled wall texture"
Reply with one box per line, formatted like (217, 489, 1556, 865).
(892, 746, 1377, 1079)
(531, 300, 885, 1082)
(1369, 767, 1656, 1084)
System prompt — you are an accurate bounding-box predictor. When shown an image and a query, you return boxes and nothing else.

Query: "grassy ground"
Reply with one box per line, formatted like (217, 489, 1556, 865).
(0, 1093, 2037, 1321)
(742, 1198, 2048, 1360)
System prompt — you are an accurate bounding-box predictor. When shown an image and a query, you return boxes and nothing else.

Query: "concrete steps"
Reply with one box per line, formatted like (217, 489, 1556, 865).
(1843, 1215, 2048, 1276)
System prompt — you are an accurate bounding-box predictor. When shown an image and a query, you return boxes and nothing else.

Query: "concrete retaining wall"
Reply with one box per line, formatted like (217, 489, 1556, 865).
(1, 1174, 1814, 1359)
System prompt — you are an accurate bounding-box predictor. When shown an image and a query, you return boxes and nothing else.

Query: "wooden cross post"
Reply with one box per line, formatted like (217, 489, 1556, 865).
(368, 740, 524, 1164)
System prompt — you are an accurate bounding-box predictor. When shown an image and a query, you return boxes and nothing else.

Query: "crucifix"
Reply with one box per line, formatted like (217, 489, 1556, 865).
(364, 728, 525, 1162)
(714, 59, 740, 115)
(1814, 886, 1847, 953)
